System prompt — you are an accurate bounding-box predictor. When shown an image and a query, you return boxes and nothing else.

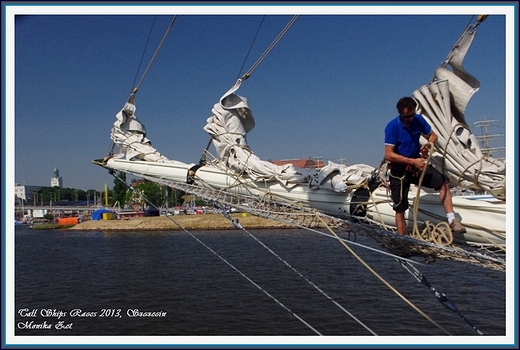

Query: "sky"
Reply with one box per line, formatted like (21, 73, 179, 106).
(7, 4, 514, 192)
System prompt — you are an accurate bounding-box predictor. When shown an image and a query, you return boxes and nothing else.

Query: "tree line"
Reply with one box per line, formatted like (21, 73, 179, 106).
(26, 172, 188, 209)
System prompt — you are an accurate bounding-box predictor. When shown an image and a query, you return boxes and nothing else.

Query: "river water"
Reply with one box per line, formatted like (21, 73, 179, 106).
(11, 224, 509, 347)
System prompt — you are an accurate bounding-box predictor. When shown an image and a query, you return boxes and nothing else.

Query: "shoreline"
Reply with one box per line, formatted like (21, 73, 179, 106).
(68, 213, 293, 231)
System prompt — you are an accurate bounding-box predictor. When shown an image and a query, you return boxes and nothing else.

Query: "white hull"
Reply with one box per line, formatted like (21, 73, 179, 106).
(105, 158, 506, 247)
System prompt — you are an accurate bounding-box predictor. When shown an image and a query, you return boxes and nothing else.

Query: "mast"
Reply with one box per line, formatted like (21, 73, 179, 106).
(474, 116, 505, 161)
(104, 183, 109, 207)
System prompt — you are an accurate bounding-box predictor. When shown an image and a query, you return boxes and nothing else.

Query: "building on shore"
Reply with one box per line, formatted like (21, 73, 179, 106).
(16, 167, 64, 205)
(51, 167, 63, 188)
(14, 184, 42, 204)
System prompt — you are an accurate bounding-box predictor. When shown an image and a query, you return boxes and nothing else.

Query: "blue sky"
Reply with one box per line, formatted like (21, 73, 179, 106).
(7, 4, 514, 191)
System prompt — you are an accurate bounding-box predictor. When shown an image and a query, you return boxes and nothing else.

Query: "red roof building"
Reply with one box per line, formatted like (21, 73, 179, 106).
(268, 157, 324, 169)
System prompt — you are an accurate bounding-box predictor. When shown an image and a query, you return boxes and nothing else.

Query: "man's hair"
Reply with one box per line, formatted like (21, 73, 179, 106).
(396, 97, 417, 113)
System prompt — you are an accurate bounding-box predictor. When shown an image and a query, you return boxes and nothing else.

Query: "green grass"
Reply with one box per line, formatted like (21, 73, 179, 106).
(30, 223, 76, 230)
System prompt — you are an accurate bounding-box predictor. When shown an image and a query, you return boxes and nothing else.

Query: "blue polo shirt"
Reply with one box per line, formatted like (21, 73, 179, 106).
(384, 114, 431, 158)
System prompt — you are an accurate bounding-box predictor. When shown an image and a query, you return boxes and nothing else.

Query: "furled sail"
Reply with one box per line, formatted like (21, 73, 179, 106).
(413, 17, 506, 200)
(110, 94, 169, 162)
(203, 79, 373, 192)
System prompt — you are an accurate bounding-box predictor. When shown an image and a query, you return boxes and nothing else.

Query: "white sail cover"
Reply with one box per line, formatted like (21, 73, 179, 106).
(203, 79, 373, 192)
(111, 94, 169, 162)
(413, 21, 505, 200)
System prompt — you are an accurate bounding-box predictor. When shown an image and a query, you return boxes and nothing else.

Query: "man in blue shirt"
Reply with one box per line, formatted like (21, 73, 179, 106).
(384, 97, 466, 236)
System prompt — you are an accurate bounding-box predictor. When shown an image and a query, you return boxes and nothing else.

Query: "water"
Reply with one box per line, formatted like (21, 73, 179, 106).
(13, 224, 507, 345)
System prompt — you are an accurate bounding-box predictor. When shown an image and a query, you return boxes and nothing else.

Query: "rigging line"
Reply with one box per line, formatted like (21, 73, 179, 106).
(109, 172, 322, 335)
(131, 16, 158, 93)
(398, 259, 485, 335)
(346, 225, 505, 292)
(214, 206, 378, 336)
(314, 212, 453, 335)
(236, 15, 266, 82)
(132, 15, 178, 94)
(240, 15, 299, 80)
(168, 219, 323, 336)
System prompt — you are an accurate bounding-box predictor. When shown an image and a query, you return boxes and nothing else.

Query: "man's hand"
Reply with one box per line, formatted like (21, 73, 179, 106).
(420, 144, 431, 158)
(414, 157, 428, 170)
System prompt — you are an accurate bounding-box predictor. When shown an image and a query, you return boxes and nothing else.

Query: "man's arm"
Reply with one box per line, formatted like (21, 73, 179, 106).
(385, 144, 427, 170)
(426, 131, 437, 144)
(420, 131, 437, 157)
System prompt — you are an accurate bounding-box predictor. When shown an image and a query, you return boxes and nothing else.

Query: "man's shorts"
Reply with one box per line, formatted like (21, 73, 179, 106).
(389, 164, 448, 213)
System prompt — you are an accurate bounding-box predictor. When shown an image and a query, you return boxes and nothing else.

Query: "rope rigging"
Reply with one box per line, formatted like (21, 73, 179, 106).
(316, 212, 453, 335)
(213, 203, 378, 335)
(239, 15, 299, 81)
(113, 168, 433, 335)
(131, 16, 158, 94)
(201, 149, 505, 268)
(398, 258, 484, 335)
(118, 161, 504, 272)
(235, 15, 266, 82)
(105, 15, 178, 159)
(132, 15, 178, 95)
(110, 172, 322, 335)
